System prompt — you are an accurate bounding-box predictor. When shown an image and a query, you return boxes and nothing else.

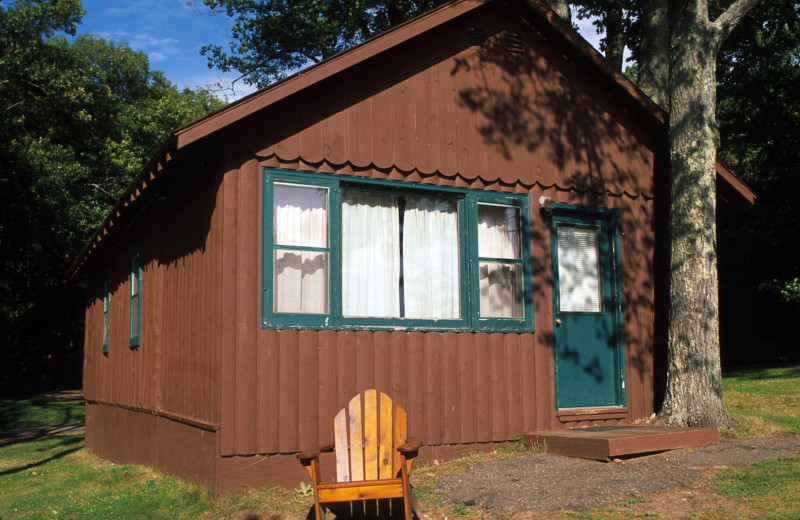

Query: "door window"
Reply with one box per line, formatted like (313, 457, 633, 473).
(557, 226, 601, 313)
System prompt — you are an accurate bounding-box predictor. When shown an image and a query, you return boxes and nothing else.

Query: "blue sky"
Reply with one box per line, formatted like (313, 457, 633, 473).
(76, 1, 604, 103)
(77, 0, 259, 100)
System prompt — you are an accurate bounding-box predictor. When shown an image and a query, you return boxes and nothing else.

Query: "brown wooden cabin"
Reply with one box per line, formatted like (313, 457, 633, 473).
(68, 0, 755, 495)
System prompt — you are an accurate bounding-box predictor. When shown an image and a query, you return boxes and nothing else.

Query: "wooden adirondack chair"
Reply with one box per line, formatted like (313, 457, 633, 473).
(297, 389, 422, 520)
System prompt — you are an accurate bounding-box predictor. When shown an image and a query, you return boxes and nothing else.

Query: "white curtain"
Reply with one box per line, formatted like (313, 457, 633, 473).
(478, 204, 522, 317)
(273, 183, 327, 247)
(273, 183, 328, 314)
(557, 226, 600, 313)
(342, 191, 401, 317)
(403, 196, 460, 319)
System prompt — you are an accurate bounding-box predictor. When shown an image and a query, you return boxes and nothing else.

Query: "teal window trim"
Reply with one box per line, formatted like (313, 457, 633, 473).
(471, 192, 534, 332)
(262, 168, 535, 333)
(102, 271, 110, 354)
(129, 245, 142, 348)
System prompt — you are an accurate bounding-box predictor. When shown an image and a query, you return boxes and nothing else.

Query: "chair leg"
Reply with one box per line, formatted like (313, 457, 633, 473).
(401, 468, 412, 520)
(312, 498, 325, 520)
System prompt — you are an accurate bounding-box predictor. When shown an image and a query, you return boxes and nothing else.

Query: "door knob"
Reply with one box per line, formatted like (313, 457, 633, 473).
(555, 318, 562, 326)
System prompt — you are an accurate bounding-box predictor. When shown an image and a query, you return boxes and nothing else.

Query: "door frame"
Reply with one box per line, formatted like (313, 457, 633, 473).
(548, 203, 627, 410)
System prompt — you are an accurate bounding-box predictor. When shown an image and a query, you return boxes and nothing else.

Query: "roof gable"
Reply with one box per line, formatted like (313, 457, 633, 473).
(66, 0, 753, 280)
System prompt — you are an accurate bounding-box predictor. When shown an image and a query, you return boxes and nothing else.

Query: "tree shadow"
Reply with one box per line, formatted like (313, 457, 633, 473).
(0, 435, 84, 476)
(0, 395, 85, 430)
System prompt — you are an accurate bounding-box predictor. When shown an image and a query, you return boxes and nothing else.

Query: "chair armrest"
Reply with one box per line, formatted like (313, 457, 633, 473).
(297, 443, 334, 462)
(397, 437, 422, 455)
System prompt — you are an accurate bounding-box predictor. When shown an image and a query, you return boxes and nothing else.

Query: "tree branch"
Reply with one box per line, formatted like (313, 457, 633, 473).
(90, 183, 117, 201)
(4, 100, 25, 113)
(713, 0, 761, 44)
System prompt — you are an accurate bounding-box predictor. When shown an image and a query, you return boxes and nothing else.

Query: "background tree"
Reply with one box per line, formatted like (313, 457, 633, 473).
(197, 0, 447, 87)
(716, 0, 800, 367)
(0, 0, 223, 392)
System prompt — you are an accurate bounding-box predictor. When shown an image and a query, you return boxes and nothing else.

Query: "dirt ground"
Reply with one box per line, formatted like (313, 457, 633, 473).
(437, 437, 800, 513)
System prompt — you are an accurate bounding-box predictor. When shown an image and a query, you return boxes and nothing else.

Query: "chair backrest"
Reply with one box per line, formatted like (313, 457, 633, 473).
(333, 389, 408, 483)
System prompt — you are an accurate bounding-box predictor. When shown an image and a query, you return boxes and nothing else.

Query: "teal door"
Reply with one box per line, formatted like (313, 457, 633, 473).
(550, 207, 625, 409)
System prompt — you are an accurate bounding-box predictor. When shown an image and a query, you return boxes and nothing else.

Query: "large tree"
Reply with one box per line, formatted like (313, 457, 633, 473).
(657, 0, 760, 427)
(0, 0, 223, 391)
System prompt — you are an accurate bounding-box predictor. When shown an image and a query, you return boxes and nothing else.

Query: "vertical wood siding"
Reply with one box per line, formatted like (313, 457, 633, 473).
(217, 156, 655, 454)
(248, 8, 656, 198)
(211, 5, 660, 455)
(83, 164, 223, 425)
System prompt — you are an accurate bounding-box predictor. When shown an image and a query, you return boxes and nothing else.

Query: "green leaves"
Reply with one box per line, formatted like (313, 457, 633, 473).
(0, 0, 225, 391)
(199, 0, 445, 87)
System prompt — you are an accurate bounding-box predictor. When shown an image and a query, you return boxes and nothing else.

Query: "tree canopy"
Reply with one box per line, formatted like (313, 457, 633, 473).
(0, 0, 224, 391)
(197, 0, 446, 87)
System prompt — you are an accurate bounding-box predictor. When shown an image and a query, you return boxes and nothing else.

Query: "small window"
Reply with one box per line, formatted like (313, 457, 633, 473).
(102, 271, 110, 354)
(129, 247, 142, 347)
(478, 203, 523, 318)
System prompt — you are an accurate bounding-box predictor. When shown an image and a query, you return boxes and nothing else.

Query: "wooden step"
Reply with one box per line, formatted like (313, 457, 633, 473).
(524, 425, 719, 461)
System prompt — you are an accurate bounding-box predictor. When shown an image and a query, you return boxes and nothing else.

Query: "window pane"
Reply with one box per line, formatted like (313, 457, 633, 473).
(130, 256, 140, 297)
(274, 250, 328, 313)
(480, 261, 522, 317)
(403, 196, 460, 319)
(341, 191, 401, 317)
(274, 183, 328, 247)
(557, 226, 601, 313)
(478, 204, 520, 259)
(130, 294, 140, 335)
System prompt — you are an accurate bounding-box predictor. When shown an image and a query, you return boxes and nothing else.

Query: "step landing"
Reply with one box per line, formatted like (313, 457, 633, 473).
(524, 425, 720, 461)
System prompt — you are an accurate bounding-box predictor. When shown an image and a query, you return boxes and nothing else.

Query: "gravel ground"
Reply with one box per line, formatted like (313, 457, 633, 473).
(438, 437, 800, 512)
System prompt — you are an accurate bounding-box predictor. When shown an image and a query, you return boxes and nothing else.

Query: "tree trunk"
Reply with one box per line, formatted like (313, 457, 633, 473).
(638, 0, 668, 107)
(604, 0, 625, 71)
(658, 0, 759, 428)
(547, 0, 572, 23)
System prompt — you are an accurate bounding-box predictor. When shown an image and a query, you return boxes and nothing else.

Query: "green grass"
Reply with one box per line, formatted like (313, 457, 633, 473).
(722, 363, 800, 438)
(710, 456, 800, 519)
(0, 436, 214, 519)
(0, 394, 85, 429)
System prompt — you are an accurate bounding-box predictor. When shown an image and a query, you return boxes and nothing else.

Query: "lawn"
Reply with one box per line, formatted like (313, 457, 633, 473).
(0, 391, 85, 429)
(722, 363, 800, 438)
(0, 363, 797, 519)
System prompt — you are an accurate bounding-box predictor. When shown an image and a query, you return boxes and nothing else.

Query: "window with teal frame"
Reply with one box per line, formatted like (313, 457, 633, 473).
(102, 271, 110, 354)
(129, 246, 142, 347)
(262, 168, 534, 332)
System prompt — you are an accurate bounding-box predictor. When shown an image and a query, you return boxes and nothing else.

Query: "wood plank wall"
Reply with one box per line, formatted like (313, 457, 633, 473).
(83, 166, 223, 426)
(209, 5, 660, 455)
(237, 7, 657, 198)
(216, 157, 656, 455)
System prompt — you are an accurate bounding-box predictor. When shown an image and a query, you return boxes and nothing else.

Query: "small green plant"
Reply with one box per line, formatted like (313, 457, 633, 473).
(623, 492, 646, 507)
(451, 502, 469, 516)
(294, 481, 313, 497)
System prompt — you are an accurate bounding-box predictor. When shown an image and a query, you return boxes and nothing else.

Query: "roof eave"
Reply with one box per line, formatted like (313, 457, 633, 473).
(63, 135, 180, 282)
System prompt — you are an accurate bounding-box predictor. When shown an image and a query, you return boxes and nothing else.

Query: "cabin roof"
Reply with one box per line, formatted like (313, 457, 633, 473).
(64, 0, 755, 281)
